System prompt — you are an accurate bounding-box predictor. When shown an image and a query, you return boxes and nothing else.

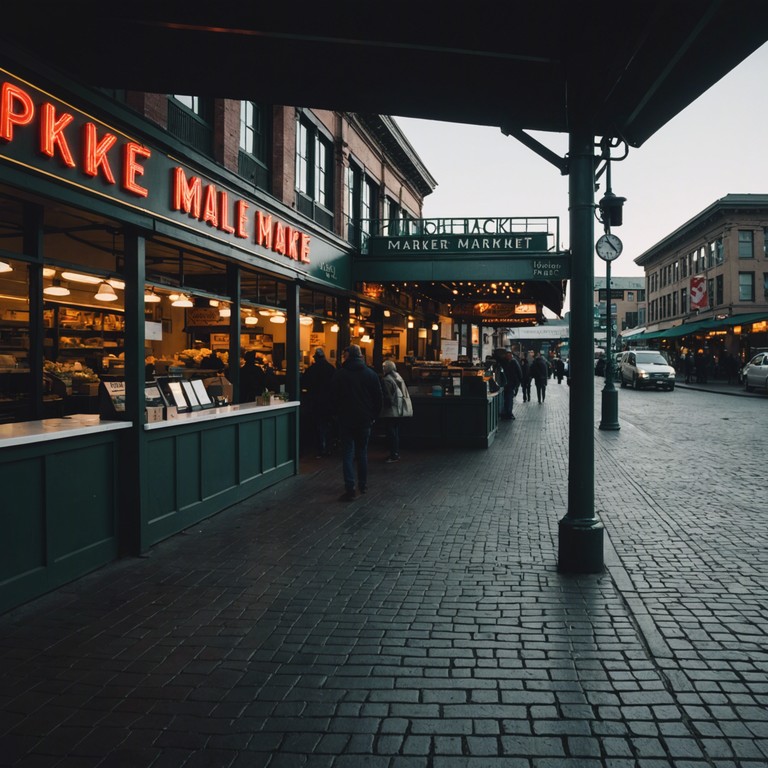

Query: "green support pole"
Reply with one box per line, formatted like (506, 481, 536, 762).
(286, 282, 300, 400)
(599, 258, 620, 430)
(559, 128, 604, 573)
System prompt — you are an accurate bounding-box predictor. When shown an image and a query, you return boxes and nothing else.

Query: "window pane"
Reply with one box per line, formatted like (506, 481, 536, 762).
(738, 230, 753, 259)
(314, 137, 327, 206)
(239, 101, 254, 154)
(172, 95, 199, 113)
(295, 120, 309, 194)
(739, 272, 754, 301)
(0, 258, 31, 422)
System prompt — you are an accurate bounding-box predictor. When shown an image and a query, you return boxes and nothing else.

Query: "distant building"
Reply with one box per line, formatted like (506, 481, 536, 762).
(633, 194, 768, 362)
(592, 276, 646, 348)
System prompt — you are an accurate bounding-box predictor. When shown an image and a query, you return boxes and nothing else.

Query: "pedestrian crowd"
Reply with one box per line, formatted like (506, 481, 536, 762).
(301, 344, 562, 501)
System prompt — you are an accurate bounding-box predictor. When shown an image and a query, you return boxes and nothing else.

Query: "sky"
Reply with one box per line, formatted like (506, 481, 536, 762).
(394, 41, 768, 314)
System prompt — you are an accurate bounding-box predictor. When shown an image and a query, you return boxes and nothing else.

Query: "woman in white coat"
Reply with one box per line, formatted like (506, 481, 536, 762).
(380, 359, 413, 462)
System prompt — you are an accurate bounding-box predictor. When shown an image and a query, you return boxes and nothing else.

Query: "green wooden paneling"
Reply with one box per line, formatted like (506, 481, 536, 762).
(47, 442, 116, 561)
(239, 419, 263, 478)
(177, 431, 202, 510)
(146, 436, 177, 521)
(0, 457, 44, 582)
(202, 424, 238, 497)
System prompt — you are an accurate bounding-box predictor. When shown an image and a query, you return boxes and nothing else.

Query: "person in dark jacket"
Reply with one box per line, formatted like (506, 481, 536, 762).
(520, 354, 532, 402)
(239, 350, 266, 402)
(553, 356, 565, 384)
(498, 348, 522, 420)
(530, 351, 549, 403)
(301, 347, 336, 457)
(331, 344, 383, 500)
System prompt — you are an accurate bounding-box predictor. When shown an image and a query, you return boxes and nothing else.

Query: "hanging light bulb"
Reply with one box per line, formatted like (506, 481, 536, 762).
(62, 271, 102, 284)
(209, 299, 219, 307)
(269, 314, 286, 324)
(44, 279, 70, 296)
(219, 305, 231, 318)
(383, 309, 391, 317)
(42, 267, 56, 278)
(300, 316, 313, 326)
(244, 315, 258, 325)
(330, 324, 340, 333)
(95, 281, 118, 301)
(144, 288, 161, 303)
(407, 320, 414, 329)
(432, 323, 439, 331)
(171, 293, 193, 307)
(0, 260, 13, 273)
(258, 309, 272, 316)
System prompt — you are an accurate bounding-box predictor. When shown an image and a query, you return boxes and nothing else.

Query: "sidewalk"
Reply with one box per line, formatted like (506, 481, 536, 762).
(0, 382, 766, 767)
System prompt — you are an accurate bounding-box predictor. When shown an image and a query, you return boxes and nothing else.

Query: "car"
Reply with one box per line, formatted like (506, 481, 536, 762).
(742, 352, 768, 392)
(619, 349, 676, 391)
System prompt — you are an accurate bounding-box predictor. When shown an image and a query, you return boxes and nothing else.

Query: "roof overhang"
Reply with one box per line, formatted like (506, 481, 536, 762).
(3, 2, 768, 147)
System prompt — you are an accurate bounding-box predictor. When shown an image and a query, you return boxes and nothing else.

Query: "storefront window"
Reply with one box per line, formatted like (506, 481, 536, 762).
(0, 258, 31, 422)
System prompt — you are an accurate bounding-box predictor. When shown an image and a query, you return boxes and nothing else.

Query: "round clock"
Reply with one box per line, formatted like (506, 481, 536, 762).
(596, 233, 623, 261)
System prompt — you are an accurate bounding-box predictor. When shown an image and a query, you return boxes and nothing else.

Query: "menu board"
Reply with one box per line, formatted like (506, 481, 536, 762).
(191, 379, 214, 407)
(167, 380, 189, 411)
(103, 380, 126, 412)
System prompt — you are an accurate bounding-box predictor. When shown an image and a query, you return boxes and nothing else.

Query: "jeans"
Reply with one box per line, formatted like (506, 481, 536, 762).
(384, 417, 400, 458)
(340, 424, 371, 491)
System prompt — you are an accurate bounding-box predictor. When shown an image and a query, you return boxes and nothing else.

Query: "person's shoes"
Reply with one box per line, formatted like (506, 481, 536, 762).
(338, 489, 356, 501)
(385, 455, 400, 463)
(359, 484, 367, 494)
(510, 414, 516, 420)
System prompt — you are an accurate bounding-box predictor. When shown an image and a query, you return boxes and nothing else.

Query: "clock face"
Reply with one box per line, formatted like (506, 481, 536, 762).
(596, 233, 623, 261)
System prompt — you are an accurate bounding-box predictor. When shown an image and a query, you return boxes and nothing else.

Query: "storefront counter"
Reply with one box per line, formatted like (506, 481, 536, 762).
(399, 392, 500, 449)
(0, 415, 131, 614)
(139, 401, 300, 548)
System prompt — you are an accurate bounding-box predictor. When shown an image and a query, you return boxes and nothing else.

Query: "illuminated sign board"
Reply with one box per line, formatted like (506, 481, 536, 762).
(367, 232, 548, 257)
(0, 70, 348, 286)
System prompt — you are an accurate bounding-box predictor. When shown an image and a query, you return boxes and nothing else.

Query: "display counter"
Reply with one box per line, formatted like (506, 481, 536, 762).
(0, 415, 131, 614)
(399, 390, 500, 449)
(0, 400, 299, 613)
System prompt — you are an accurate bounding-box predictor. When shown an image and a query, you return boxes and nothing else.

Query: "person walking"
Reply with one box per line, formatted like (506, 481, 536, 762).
(554, 356, 565, 384)
(379, 359, 413, 462)
(331, 344, 382, 501)
(520, 354, 532, 402)
(498, 348, 522, 420)
(531, 351, 549, 403)
(301, 347, 336, 458)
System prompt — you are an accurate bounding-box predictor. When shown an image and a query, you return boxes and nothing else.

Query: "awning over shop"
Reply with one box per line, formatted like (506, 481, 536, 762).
(628, 312, 768, 343)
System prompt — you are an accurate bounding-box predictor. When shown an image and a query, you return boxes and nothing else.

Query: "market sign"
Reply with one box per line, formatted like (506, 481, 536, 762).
(0, 69, 349, 287)
(452, 303, 538, 322)
(367, 231, 548, 257)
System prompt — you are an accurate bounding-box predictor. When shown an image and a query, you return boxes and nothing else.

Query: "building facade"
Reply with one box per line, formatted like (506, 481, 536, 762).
(632, 195, 768, 365)
(593, 276, 646, 347)
(0, 49, 437, 613)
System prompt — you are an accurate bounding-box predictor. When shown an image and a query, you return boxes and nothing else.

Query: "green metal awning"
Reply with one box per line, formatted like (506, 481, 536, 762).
(629, 312, 768, 343)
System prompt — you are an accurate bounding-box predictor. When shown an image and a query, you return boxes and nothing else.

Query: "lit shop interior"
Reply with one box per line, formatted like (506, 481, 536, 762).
(0, 196, 435, 422)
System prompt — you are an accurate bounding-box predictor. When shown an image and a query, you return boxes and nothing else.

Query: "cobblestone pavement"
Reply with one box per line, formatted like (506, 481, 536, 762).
(0, 381, 766, 767)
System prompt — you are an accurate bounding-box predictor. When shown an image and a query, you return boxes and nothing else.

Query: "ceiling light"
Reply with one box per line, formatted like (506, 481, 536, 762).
(244, 315, 258, 325)
(258, 309, 272, 316)
(171, 292, 193, 307)
(432, 323, 439, 331)
(407, 321, 414, 329)
(269, 314, 286, 324)
(0, 260, 13, 274)
(42, 267, 56, 278)
(219, 306, 231, 318)
(144, 288, 162, 303)
(62, 271, 102, 284)
(107, 278, 125, 290)
(300, 316, 313, 326)
(209, 299, 219, 307)
(168, 293, 180, 302)
(44, 279, 70, 296)
(95, 282, 118, 301)
(361, 334, 371, 343)
(330, 324, 340, 333)
(383, 309, 391, 317)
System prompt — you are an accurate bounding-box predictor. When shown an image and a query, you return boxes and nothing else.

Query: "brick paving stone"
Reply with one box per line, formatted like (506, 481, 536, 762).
(1, 385, 767, 766)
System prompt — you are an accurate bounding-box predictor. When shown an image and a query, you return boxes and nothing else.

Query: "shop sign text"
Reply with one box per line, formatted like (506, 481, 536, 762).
(0, 74, 312, 266)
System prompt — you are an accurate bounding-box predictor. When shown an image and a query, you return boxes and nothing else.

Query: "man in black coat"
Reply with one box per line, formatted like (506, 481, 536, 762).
(331, 344, 383, 500)
(498, 348, 522, 420)
(301, 347, 336, 457)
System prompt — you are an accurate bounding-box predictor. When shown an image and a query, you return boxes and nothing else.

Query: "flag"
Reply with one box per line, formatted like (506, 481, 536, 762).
(689, 275, 708, 310)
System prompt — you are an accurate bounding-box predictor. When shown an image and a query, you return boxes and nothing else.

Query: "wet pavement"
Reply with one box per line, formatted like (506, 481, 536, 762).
(0, 380, 766, 767)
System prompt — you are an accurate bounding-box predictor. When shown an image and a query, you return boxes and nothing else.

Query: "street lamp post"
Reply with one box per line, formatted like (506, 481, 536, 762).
(596, 231, 621, 431)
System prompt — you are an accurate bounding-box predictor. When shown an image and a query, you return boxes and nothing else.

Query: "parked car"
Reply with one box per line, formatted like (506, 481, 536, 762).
(619, 350, 676, 391)
(742, 351, 768, 392)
